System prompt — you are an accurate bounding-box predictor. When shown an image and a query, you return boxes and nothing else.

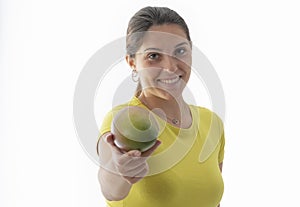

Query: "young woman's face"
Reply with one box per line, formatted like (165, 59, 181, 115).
(130, 24, 192, 100)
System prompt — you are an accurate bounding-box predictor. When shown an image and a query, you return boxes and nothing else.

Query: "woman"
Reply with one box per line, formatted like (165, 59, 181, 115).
(97, 6, 225, 207)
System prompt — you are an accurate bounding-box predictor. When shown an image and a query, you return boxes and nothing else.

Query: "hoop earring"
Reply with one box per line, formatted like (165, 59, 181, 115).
(131, 70, 139, 82)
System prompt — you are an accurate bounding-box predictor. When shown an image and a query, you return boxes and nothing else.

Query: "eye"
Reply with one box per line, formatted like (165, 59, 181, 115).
(147, 53, 160, 60)
(174, 47, 187, 56)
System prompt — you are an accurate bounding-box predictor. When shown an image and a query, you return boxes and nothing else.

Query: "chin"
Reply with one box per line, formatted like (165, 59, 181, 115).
(154, 88, 183, 101)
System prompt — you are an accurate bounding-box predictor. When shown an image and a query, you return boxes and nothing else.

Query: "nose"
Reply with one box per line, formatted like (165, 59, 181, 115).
(161, 55, 177, 73)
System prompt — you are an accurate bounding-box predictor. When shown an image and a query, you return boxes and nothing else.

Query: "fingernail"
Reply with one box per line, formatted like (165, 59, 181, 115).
(134, 151, 141, 156)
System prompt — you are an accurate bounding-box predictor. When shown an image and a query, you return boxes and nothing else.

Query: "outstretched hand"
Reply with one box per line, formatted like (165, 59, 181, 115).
(104, 132, 161, 184)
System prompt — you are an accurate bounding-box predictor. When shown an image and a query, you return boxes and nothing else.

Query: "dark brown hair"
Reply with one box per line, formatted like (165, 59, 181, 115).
(126, 6, 191, 96)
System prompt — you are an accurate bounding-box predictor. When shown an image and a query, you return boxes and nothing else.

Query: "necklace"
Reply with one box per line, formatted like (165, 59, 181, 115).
(139, 97, 181, 126)
(167, 117, 180, 125)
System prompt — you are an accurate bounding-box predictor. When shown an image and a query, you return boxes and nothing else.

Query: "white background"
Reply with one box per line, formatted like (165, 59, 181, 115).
(1, 0, 300, 206)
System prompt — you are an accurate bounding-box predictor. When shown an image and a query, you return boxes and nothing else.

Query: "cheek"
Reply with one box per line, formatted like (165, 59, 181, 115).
(179, 56, 192, 67)
(178, 61, 191, 75)
(139, 61, 161, 70)
(139, 68, 162, 81)
(136, 60, 162, 79)
(136, 58, 156, 72)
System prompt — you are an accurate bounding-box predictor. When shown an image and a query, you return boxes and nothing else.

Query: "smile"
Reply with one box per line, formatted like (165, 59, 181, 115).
(158, 76, 181, 84)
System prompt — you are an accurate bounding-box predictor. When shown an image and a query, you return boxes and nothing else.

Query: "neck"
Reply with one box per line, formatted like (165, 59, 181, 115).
(138, 93, 189, 125)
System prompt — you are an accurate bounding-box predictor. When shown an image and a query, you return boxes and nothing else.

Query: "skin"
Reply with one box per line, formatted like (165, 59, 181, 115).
(98, 24, 223, 205)
(98, 132, 161, 200)
(126, 24, 193, 128)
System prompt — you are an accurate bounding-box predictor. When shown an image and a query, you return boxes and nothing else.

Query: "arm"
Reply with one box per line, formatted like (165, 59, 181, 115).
(97, 132, 161, 201)
(97, 133, 132, 201)
(217, 162, 223, 207)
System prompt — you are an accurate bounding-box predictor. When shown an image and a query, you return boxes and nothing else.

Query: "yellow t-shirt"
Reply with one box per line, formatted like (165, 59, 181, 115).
(99, 96, 225, 207)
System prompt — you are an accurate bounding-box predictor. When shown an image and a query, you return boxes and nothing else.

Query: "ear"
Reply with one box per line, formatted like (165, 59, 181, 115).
(126, 55, 136, 70)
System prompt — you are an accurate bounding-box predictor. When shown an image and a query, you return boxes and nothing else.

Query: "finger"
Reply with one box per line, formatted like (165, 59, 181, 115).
(120, 162, 148, 178)
(123, 166, 149, 184)
(126, 150, 141, 157)
(134, 164, 149, 178)
(117, 150, 141, 166)
(104, 132, 115, 145)
(104, 133, 123, 155)
(141, 140, 162, 157)
(124, 176, 141, 185)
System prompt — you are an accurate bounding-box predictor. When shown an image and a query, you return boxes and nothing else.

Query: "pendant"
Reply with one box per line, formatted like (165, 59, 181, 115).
(172, 118, 179, 125)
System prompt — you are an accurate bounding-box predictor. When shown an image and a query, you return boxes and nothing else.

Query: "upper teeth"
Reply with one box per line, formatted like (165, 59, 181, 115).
(159, 76, 180, 84)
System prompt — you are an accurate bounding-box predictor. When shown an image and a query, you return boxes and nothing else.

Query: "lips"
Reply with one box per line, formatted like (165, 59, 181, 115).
(157, 75, 182, 84)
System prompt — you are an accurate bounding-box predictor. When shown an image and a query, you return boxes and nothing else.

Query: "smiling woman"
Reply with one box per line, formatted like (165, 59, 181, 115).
(96, 6, 225, 207)
(132, 24, 192, 103)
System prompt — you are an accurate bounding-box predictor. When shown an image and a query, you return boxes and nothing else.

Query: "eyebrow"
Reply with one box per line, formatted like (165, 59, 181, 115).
(143, 42, 189, 52)
(175, 42, 189, 48)
(143, 48, 163, 52)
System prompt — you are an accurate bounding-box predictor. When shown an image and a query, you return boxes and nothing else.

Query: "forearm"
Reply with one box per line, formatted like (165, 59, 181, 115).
(98, 162, 132, 201)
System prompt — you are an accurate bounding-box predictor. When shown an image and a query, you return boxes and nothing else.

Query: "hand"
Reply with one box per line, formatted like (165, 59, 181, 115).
(104, 132, 161, 184)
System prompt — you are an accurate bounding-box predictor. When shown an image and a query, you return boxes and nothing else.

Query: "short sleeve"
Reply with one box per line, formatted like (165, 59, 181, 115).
(96, 101, 133, 155)
(96, 110, 114, 156)
(99, 110, 114, 136)
(97, 105, 126, 144)
(218, 131, 225, 164)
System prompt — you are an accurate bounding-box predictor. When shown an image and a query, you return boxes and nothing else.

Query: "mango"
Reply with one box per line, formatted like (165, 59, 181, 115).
(111, 106, 159, 152)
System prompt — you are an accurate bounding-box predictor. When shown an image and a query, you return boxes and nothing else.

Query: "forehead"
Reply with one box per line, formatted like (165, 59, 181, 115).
(139, 24, 189, 51)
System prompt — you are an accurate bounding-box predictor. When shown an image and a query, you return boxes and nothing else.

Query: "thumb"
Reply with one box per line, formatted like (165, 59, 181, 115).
(104, 132, 114, 145)
(104, 132, 123, 155)
(126, 150, 142, 157)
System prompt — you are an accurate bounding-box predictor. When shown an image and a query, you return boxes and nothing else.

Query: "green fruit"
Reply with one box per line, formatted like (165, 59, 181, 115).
(111, 106, 159, 152)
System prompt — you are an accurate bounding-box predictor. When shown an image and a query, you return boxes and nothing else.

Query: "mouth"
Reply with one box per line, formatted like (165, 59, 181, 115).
(157, 75, 182, 84)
